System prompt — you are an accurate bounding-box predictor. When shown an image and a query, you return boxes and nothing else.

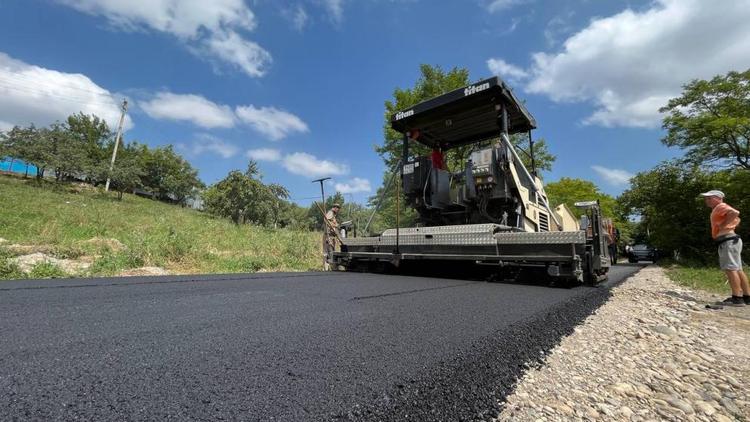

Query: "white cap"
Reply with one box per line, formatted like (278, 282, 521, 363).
(699, 189, 725, 199)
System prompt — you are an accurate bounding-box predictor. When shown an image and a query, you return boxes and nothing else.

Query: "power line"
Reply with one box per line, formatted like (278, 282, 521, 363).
(288, 196, 322, 201)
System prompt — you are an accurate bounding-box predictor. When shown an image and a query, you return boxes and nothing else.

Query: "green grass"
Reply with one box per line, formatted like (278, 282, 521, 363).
(0, 247, 24, 279)
(0, 175, 323, 279)
(661, 259, 729, 294)
(27, 262, 69, 279)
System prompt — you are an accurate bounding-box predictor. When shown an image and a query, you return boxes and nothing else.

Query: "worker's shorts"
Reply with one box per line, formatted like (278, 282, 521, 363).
(718, 237, 743, 271)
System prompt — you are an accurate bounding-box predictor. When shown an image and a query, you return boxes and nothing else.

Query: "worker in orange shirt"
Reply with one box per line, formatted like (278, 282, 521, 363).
(700, 190, 750, 306)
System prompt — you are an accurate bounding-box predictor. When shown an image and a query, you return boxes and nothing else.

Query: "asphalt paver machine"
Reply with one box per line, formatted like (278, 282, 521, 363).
(332, 76, 610, 284)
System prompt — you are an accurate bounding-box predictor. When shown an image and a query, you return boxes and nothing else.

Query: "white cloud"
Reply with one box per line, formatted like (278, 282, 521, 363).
(186, 134, 239, 158)
(283, 5, 309, 31)
(522, 0, 750, 128)
(56, 0, 271, 77)
(202, 31, 271, 78)
(245, 149, 349, 178)
(487, 58, 529, 84)
(335, 177, 371, 194)
(140, 92, 308, 140)
(484, 0, 528, 13)
(591, 165, 633, 186)
(140, 92, 235, 128)
(57, 0, 256, 37)
(0, 52, 132, 131)
(321, 0, 345, 23)
(235, 105, 309, 141)
(282, 152, 349, 177)
(246, 148, 282, 162)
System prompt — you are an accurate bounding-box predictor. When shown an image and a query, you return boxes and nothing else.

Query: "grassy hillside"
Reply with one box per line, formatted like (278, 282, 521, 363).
(0, 175, 322, 279)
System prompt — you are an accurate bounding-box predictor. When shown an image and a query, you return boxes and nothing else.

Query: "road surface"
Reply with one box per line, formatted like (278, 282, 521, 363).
(0, 265, 643, 421)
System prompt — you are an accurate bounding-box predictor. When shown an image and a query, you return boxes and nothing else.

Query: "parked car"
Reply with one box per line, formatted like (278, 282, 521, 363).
(627, 244, 658, 263)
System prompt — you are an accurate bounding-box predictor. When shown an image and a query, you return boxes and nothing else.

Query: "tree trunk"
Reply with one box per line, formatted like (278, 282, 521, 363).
(24, 163, 29, 178)
(8, 157, 15, 174)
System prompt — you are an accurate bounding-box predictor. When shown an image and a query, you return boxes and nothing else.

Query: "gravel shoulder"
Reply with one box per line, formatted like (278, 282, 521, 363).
(497, 265, 750, 421)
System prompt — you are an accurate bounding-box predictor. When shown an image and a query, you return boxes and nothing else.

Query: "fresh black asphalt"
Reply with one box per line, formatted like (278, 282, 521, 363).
(0, 265, 643, 421)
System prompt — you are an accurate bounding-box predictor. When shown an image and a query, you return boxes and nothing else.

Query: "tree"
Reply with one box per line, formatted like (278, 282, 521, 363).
(93, 142, 144, 200)
(1, 115, 112, 182)
(620, 162, 750, 262)
(7, 122, 90, 181)
(366, 173, 416, 234)
(618, 162, 717, 261)
(544, 177, 619, 219)
(277, 201, 312, 230)
(0, 126, 19, 173)
(138, 145, 204, 204)
(203, 169, 258, 224)
(545, 177, 641, 245)
(1, 115, 207, 201)
(509, 133, 556, 174)
(203, 162, 288, 225)
(9, 125, 51, 180)
(67, 112, 112, 183)
(267, 183, 290, 228)
(660, 69, 750, 169)
(46, 123, 88, 182)
(107, 155, 144, 200)
(162, 157, 203, 205)
(377, 64, 472, 170)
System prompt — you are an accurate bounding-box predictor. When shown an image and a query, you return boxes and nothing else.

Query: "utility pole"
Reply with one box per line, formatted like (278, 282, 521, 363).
(313, 177, 332, 270)
(105, 99, 128, 192)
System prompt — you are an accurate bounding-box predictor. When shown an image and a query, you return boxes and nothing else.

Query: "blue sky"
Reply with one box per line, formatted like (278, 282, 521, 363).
(1, 0, 749, 204)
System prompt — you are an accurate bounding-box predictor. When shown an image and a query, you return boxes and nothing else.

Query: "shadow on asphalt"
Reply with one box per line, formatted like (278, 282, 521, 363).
(355, 260, 648, 289)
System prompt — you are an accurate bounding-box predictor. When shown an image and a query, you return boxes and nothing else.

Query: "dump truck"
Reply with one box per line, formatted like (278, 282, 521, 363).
(331, 76, 610, 285)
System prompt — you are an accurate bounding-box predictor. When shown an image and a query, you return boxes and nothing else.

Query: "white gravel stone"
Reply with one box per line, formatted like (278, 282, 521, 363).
(9, 252, 90, 274)
(668, 397, 694, 414)
(694, 400, 716, 416)
(494, 266, 750, 421)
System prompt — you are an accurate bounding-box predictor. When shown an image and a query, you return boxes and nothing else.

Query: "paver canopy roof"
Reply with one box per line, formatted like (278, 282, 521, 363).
(390, 76, 536, 149)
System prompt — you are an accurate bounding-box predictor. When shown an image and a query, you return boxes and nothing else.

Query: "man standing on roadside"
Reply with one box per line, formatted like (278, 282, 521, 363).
(603, 219, 619, 265)
(323, 203, 341, 270)
(700, 190, 750, 306)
